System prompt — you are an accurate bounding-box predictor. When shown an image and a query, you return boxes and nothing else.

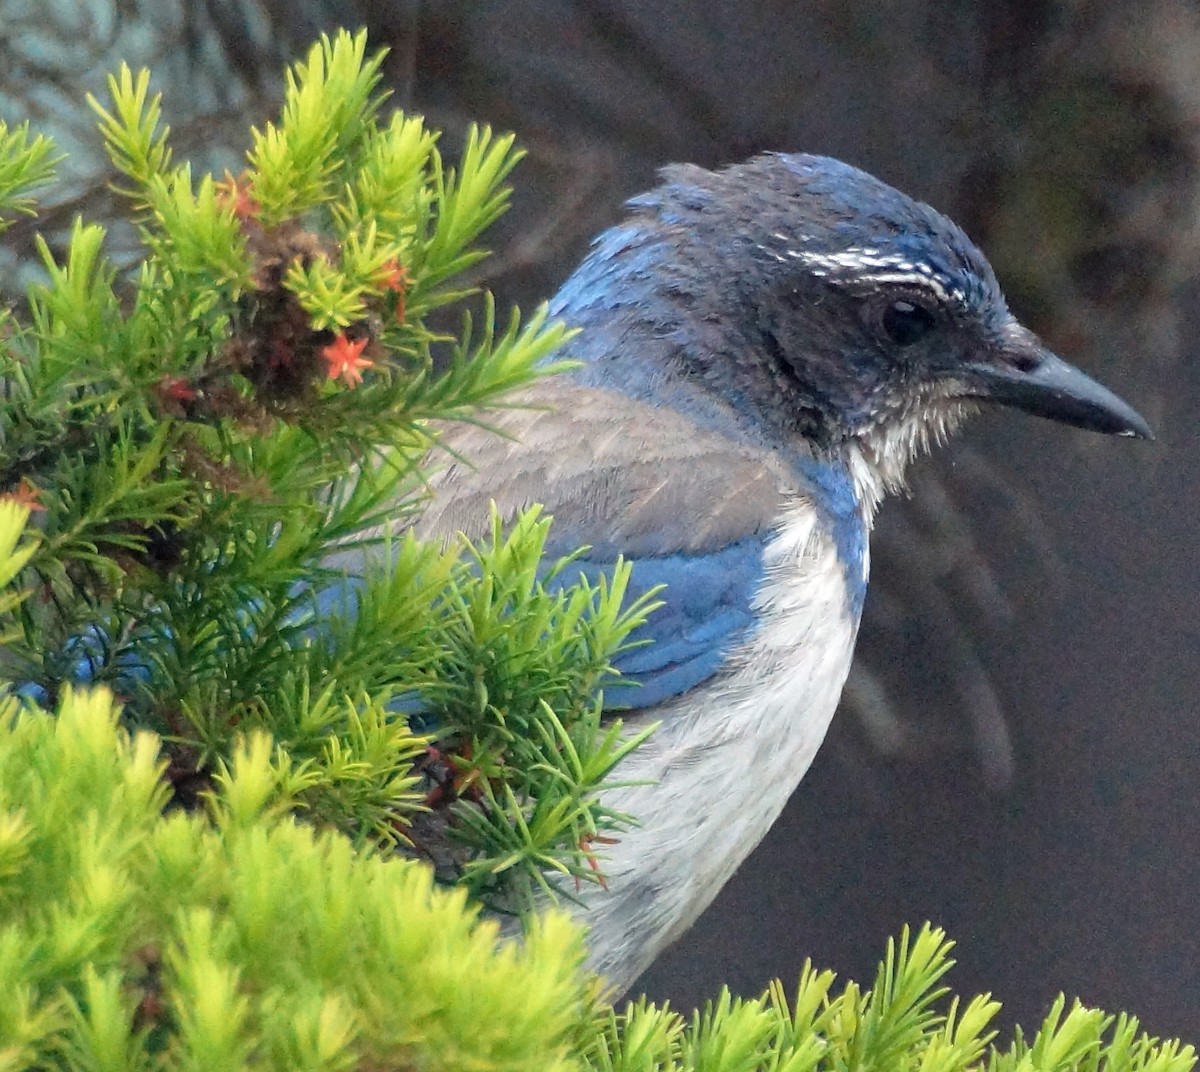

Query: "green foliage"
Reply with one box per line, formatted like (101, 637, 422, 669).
(429, 507, 659, 907)
(585, 926, 1195, 1072)
(435, 506, 653, 761)
(0, 504, 39, 640)
(0, 687, 589, 1071)
(0, 120, 59, 229)
(246, 31, 385, 224)
(0, 686, 1189, 1072)
(0, 29, 639, 902)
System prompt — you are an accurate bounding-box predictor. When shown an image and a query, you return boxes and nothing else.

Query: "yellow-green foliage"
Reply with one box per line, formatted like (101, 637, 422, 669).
(588, 927, 1196, 1072)
(0, 685, 589, 1072)
(0, 696, 1191, 1072)
(0, 503, 39, 641)
(0, 119, 57, 230)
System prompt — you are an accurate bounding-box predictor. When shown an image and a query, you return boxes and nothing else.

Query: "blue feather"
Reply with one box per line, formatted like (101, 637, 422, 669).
(793, 456, 868, 616)
(555, 535, 768, 710)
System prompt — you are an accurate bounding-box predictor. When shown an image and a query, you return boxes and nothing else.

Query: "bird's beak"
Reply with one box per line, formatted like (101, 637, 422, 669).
(962, 323, 1153, 439)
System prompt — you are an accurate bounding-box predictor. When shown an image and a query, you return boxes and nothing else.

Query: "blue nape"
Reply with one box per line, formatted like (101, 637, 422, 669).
(561, 535, 769, 710)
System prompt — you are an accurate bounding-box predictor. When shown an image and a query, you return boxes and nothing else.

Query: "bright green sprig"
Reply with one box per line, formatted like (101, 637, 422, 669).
(340, 221, 405, 290)
(28, 222, 126, 378)
(87, 64, 172, 202)
(0, 504, 39, 646)
(336, 111, 439, 242)
(401, 296, 578, 422)
(247, 29, 386, 224)
(285, 253, 375, 330)
(145, 168, 252, 291)
(415, 125, 524, 292)
(435, 507, 660, 747)
(90, 69, 251, 275)
(284, 222, 406, 330)
(423, 506, 660, 905)
(0, 120, 59, 229)
(205, 691, 428, 847)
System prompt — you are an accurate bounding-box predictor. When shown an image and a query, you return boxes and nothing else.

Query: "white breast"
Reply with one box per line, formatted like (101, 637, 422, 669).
(574, 496, 864, 991)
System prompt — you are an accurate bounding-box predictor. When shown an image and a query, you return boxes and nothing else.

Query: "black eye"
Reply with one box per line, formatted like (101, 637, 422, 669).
(881, 299, 936, 346)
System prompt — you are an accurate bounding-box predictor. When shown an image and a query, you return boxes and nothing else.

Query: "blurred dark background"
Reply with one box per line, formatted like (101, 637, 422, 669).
(3, 0, 1198, 1038)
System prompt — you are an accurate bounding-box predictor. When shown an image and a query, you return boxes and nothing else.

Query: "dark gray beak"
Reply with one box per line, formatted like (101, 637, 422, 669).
(963, 323, 1152, 439)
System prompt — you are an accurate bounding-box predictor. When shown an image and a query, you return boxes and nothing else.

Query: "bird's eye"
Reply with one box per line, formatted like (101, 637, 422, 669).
(881, 298, 936, 346)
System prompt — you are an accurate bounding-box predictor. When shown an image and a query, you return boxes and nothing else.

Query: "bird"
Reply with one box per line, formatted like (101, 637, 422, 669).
(410, 152, 1151, 993)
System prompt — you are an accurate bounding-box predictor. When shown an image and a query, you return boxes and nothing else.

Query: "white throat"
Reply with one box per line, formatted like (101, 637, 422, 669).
(844, 395, 975, 512)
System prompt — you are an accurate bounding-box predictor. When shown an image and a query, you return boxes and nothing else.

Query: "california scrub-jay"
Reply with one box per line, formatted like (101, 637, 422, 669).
(413, 153, 1150, 992)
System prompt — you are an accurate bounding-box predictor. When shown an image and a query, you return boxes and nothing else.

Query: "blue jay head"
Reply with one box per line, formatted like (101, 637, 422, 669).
(608, 153, 1150, 477)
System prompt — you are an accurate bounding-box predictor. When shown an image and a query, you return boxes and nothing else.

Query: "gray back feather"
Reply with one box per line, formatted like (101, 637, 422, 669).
(414, 379, 798, 558)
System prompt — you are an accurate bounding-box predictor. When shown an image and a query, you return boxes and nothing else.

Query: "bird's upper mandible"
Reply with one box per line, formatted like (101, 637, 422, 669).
(413, 151, 1150, 993)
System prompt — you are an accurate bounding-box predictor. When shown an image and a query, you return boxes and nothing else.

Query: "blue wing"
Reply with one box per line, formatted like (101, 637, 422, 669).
(563, 536, 768, 709)
(416, 381, 800, 712)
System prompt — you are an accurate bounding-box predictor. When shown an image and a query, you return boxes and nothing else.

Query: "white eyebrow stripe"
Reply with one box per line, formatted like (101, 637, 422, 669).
(853, 272, 959, 304)
(756, 244, 788, 263)
(784, 248, 965, 305)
